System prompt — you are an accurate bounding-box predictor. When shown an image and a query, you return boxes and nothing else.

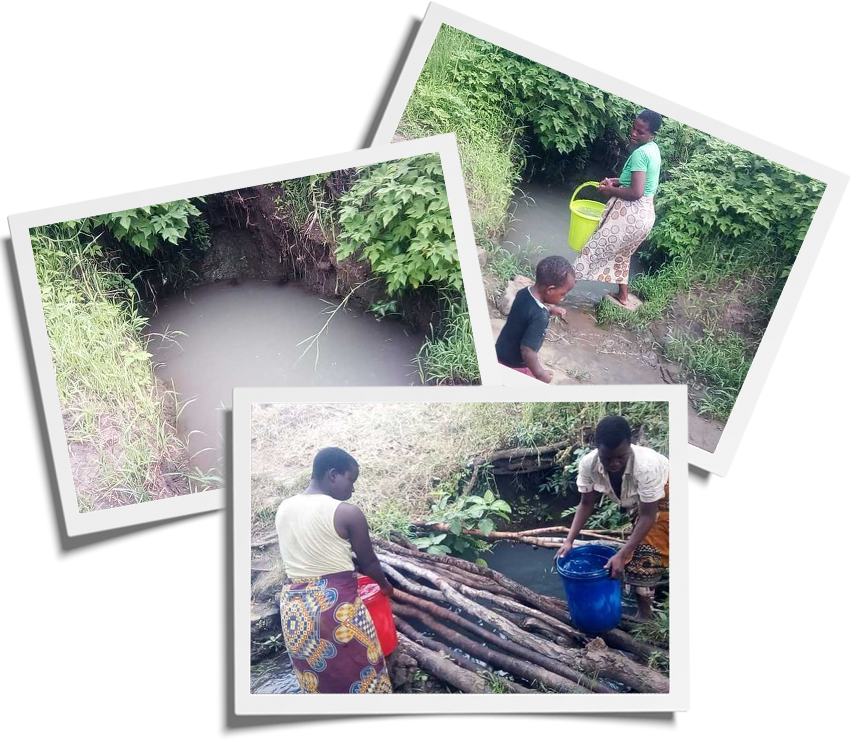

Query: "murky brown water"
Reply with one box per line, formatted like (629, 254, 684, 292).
(501, 179, 645, 309)
(146, 280, 423, 476)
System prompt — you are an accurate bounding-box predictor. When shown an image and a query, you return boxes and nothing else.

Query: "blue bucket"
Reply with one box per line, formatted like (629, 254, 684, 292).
(556, 544, 622, 634)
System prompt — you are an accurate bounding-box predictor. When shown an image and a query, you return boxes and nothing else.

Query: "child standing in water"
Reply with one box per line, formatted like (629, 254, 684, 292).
(495, 255, 575, 383)
(275, 447, 394, 694)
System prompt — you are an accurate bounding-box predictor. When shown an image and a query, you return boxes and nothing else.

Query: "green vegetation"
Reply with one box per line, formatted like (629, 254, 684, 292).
(561, 498, 631, 531)
(403, 25, 825, 421)
(250, 400, 669, 549)
(416, 292, 479, 385)
(68, 199, 201, 254)
(281, 154, 480, 384)
(68, 198, 213, 297)
(398, 27, 523, 239)
(31, 224, 203, 511)
(338, 155, 461, 293)
(632, 594, 670, 648)
(412, 485, 512, 557)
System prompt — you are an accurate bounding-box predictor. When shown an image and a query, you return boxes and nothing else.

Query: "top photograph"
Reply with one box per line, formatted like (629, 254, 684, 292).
(373, 6, 841, 467)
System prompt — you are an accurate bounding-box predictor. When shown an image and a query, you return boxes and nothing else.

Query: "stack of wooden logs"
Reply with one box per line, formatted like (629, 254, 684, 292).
(375, 536, 669, 694)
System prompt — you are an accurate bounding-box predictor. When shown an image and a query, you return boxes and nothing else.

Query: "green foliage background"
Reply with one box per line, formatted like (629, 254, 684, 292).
(399, 24, 826, 419)
(337, 154, 461, 293)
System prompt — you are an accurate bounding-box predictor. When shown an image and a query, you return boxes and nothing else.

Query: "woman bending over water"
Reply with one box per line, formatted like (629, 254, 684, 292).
(275, 447, 394, 693)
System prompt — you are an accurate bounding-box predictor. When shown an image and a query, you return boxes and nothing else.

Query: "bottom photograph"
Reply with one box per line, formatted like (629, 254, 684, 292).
(234, 387, 688, 714)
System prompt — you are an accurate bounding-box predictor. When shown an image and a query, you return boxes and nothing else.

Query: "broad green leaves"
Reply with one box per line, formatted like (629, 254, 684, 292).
(336, 155, 462, 294)
(412, 486, 513, 557)
(70, 200, 202, 256)
(649, 137, 825, 265)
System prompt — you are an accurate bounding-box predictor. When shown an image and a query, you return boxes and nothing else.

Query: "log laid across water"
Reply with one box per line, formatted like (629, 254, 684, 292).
(377, 542, 670, 695)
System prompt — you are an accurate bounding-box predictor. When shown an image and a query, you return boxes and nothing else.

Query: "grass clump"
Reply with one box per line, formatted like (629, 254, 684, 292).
(596, 239, 788, 421)
(31, 224, 197, 511)
(631, 594, 670, 648)
(398, 26, 525, 240)
(417, 292, 480, 385)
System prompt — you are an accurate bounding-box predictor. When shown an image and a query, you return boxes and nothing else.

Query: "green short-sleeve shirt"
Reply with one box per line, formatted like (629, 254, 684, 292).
(619, 141, 661, 196)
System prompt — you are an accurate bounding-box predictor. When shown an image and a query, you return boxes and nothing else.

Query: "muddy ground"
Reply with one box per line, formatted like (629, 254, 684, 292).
(483, 268, 725, 454)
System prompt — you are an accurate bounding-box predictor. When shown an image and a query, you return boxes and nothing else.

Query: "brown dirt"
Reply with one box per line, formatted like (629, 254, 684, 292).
(66, 377, 192, 512)
(198, 183, 441, 332)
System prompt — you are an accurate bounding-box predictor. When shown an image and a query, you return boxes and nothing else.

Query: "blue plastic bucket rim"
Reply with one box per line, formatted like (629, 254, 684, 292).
(556, 544, 618, 581)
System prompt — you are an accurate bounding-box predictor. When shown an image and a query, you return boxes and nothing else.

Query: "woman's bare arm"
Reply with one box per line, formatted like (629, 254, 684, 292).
(335, 503, 394, 596)
(602, 170, 645, 201)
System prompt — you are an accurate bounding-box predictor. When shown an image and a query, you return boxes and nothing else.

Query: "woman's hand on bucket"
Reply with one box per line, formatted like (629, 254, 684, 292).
(554, 540, 573, 562)
(604, 551, 627, 579)
(381, 582, 395, 600)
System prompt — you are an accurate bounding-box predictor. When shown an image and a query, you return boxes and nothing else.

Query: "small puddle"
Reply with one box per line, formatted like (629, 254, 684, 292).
(145, 280, 423, 476)
(250, 650, 301, 694)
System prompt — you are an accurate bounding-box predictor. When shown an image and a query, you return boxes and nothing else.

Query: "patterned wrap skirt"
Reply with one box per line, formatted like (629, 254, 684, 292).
(574, 195, 656, 285)
(279, 570, 393, 694)
(624, 477, 670, 592)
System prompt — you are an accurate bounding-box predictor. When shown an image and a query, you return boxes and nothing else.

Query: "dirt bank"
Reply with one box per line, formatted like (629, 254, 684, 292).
(197, 184, 440, 332)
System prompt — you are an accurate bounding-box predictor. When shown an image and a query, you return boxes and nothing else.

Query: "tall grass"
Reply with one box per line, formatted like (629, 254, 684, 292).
(416, 291, 480, 385)
(596, 238, 782, 421)
(398, 26, 525, 240)
(31, 224, 194, 511)
(665, 331, 750, 419)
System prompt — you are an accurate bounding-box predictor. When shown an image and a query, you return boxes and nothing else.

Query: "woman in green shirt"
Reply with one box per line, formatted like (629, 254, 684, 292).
(574, 110, 663, 308)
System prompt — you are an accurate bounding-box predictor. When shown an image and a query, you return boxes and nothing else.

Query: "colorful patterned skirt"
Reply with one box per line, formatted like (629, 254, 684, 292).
(624, 477, 670, 591)
(574, 195, 655, 285)
(279, 570, 392, 694)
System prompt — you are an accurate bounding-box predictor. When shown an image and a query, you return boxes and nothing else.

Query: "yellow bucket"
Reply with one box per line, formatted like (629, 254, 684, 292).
(568, 181, 606, 252)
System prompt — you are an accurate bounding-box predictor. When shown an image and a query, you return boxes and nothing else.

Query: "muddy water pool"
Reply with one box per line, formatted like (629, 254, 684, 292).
(146, 280, 423, 476)
(501, 179, 646, 308)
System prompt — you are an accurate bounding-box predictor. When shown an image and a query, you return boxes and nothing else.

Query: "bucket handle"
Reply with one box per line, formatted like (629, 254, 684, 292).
(570, 181, 600, 206)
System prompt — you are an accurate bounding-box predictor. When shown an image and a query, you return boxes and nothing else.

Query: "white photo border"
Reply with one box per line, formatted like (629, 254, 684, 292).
(8, 134, 493, 538)
(233, 383, 689, 714)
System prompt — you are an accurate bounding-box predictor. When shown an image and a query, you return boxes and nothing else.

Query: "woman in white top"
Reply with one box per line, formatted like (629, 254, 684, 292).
(555, 416, 670, 620)
(275, 447, 394, 694)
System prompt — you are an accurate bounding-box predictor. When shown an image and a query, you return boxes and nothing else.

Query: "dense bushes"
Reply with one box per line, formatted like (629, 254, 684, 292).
(337, 154, 462, 293)
(646, 137, 825, 264)
(409, 27, 825, 268)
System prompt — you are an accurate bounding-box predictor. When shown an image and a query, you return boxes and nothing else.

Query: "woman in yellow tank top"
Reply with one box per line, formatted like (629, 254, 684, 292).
(275, 447, 394, 694)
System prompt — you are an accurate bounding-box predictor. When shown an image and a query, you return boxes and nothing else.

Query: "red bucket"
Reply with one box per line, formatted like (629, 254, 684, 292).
(357, 574, 398, 655)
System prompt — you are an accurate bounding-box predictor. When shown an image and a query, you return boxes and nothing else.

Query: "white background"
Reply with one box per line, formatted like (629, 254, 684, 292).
(1, 0, 846, 736)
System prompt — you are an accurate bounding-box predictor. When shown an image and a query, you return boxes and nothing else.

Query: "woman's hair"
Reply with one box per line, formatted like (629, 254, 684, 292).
(536, 255, 575, 287)
(312, 447, 358, 479)
(595, 415, 632, 449)
(637, 109, 663, 134)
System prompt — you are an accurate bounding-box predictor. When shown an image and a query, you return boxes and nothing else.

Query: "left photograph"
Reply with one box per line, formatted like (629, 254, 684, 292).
(9, 135, 488, 536)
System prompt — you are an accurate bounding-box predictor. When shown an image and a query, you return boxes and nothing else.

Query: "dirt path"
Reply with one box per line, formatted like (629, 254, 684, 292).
(485, 273, 724, 453)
